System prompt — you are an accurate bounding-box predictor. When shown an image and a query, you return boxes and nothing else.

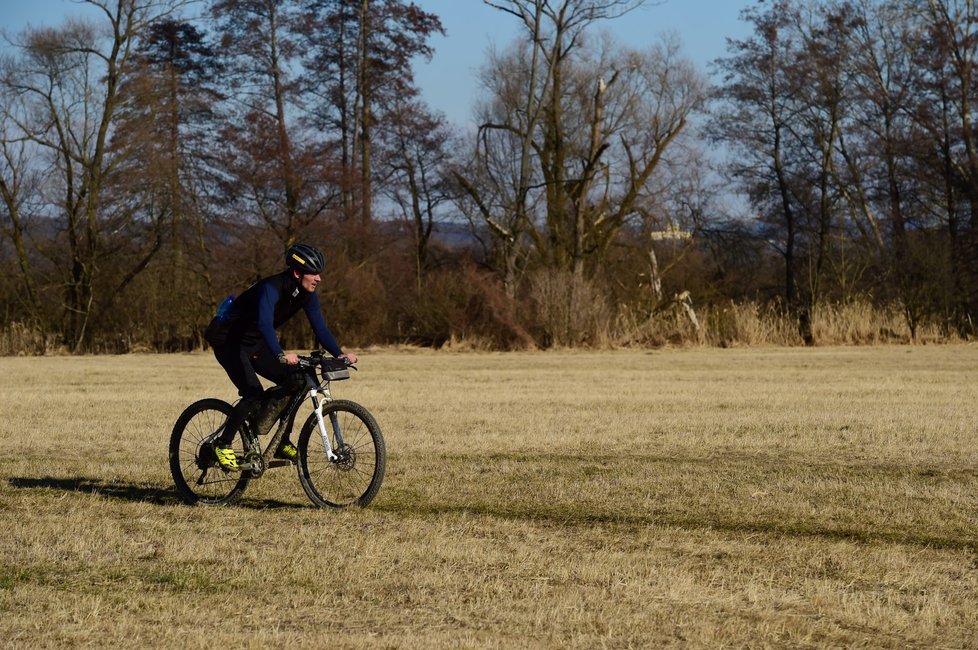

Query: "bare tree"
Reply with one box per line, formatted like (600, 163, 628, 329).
(570, 36, 705, 276)
(211, 0, 313, 247)
(913, 0, 978, 333)
(479, 0, 647, 277)
(302, 0, 444, 226)
(0, 95, 46, 334)
(379, 97, 457, 289)
(457, 0, 703, 302)
(830, 0, 932, 334)
(454, 39, 544, 296)
(711, 1, 809, 320)
(0, 0, 196, 350)
(712, 0, 978, 337)
(110, 18, 222, 347)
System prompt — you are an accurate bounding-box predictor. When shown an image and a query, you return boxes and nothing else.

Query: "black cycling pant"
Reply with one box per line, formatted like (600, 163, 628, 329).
(212, 343, 300, 445)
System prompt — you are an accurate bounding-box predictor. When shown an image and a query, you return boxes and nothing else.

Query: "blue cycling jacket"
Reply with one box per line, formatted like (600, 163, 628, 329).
(206, 271, 343, 357)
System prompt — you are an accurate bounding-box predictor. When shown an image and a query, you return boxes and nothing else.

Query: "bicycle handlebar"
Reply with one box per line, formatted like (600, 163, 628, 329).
(296, 351, 356, 375)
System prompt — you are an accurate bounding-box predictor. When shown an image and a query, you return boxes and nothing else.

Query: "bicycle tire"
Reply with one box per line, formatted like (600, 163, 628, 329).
(296, 399, 386, 508)
(169, 398, 250, 506)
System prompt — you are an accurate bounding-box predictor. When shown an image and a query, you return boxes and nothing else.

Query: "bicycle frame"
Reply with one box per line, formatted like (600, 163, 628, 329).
(238, 362, 345, 476)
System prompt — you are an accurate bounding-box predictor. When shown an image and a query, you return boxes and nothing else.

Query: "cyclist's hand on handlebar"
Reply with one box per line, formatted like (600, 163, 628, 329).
(338, 352, 357, 366)
(281, 352, 300, 365)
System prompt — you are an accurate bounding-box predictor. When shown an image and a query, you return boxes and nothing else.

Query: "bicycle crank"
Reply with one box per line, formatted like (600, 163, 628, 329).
(240, 451, 265, 478)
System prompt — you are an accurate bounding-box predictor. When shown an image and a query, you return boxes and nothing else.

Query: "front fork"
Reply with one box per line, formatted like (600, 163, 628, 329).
(309, 387, 344, 461)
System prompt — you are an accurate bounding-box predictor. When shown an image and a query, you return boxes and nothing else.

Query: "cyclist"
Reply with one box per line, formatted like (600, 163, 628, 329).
(203, 243, 357, 470)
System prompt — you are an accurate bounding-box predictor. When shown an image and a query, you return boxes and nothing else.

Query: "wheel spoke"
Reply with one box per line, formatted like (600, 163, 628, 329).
(169, 399, 249, 506)
(297, 400, 385, 508)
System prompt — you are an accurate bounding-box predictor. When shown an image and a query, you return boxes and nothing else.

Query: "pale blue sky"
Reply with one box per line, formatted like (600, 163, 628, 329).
(3, 0, 758, 126)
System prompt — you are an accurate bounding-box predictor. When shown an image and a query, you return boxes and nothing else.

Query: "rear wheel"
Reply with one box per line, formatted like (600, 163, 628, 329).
(297, 400, 386, 508)
(169, 398, 249, 505)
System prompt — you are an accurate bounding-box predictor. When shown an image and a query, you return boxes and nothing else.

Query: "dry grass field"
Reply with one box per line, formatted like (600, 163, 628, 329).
(1, 346, 977, 648)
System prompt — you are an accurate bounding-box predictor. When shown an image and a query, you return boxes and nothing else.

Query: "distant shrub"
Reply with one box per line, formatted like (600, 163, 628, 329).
(702, 301, 802, 347)
(406, 266, 536, 350)
(0, 322, 64, 356)
(528, 269, 614, 348)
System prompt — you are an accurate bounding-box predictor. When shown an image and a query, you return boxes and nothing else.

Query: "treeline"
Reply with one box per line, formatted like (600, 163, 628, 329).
(1, 0, 976, 354)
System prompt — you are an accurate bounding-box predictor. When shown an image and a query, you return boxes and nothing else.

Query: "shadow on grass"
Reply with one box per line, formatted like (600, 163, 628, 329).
(375, 499, 978, 553)
(377, 451, 978, 553)
(6, 476, 306, 510)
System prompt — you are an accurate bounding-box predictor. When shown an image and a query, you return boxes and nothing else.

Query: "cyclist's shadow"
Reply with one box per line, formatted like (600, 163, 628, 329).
(6, 476, 304, 509)
(8, 476, 176, 504)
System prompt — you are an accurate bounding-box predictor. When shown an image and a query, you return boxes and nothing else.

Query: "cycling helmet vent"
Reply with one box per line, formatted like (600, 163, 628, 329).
(286, 243, 325, 274)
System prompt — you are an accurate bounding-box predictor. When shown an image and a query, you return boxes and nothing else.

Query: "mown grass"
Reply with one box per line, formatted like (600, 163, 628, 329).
(0, 346, 977, 648)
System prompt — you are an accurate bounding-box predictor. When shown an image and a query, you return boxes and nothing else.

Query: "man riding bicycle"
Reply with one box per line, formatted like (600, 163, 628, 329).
(203, 243, 357, 470)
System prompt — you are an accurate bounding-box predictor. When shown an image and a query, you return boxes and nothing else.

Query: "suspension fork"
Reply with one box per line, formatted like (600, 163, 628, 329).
(309, 387, 339, 461)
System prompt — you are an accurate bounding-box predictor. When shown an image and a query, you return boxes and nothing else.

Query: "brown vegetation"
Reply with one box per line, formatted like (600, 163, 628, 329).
(0, 294, 955, 356)
(2, 0, 978, 354)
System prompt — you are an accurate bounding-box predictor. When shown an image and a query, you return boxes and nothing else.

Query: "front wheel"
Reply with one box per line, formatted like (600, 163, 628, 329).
(169, 398, 249, 505)
(297, 400, 386, 508)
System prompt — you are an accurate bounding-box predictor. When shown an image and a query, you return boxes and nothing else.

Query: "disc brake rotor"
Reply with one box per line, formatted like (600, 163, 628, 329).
(332, 443, 356, 472)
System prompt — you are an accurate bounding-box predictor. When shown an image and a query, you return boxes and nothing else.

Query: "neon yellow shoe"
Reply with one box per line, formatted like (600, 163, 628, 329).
(275, 442, 298, 461)
(214, 445, 239, 470)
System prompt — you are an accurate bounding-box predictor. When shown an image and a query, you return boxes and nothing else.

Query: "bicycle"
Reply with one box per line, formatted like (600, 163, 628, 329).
(168, 352, 386, 508)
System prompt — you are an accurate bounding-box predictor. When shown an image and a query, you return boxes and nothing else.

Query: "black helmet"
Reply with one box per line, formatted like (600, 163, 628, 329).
(286, 243, 325, 274)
